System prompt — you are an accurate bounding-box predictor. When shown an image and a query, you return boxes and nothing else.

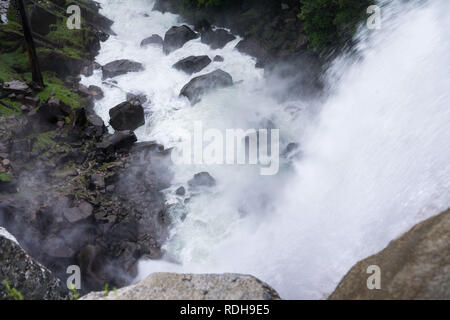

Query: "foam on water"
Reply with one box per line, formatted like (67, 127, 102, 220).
(83, 0, 450, 299)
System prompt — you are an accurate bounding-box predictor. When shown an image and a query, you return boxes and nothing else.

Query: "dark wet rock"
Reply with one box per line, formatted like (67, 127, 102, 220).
(152, 0, 177, 13)
(188, 172, 216, 188)
(85, 113, 106, 138)
(180, 69, 233, 105)
(102, 59, 144, 80)
(163, 25, 198, 54)
(0, 228, 69, 300)
(213, 55, 224, 62)
(173, 55, 211, 75)
(97, 131, 137, 152)
(235, 39, 267, 65)
(176, 186, 186, 196)
(64, 201, 94, 223)
(140, 34, 163, 47)
(194, 19, 212, 33)
(109, 101, 145, 131)
(126, 92, 148, 105)
(30, 4, 58, 35)
(201, 29, 236, 49)
(282, 142, 301, 159)
(88, 85, 104, 100)
(37, 97, 71, 124)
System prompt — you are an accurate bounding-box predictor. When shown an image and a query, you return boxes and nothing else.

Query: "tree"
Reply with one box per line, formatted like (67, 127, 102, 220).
(15, 0, 44, 87)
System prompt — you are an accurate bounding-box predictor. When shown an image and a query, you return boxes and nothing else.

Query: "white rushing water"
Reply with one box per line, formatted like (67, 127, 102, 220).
(82, 0, 450, 299)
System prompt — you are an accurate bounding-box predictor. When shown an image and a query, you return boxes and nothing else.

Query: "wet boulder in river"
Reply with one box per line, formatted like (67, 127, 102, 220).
(173, 55, 212, 75)
(102, 59, 144, 80)
(109, 100, 145, 131)
(180, 69, 233, 105)
(163, 25, 198, 54)
(188, 172, 216, 188)
(140, 34, 163, 48)
(201, 29, 236, 49)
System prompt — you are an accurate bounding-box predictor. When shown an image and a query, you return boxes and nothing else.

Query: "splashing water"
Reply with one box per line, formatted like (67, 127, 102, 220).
(83, 0, 450, 299)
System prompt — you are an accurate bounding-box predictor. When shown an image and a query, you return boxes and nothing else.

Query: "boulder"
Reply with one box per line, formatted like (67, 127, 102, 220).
(163, 25, 198, 54)
(180, 69, 233, 105)
(235, 39, 267, 64)
(213, 55, 224, 62)
(201, 29, 236, 49)
(0, 227, 69, 300)
(188, 172, 216, 188)
(1, 80, 30, 94)
(140, 34, 163, 47)
(102, 59, 144, 80)
(97, 131, 137, 152)
(37, 97, 71, 124)
(172, 55, 212, 75)
(126, 93, 148, 105)
(88, 85, 104, 100)
(329, 208, 450, 300)
(109, 101, 145, 131)
(81, 273, 281, 300)
(194, 19, 212, 33)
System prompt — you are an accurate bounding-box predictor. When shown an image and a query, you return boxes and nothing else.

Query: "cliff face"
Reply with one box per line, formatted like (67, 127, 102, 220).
(0, 227, 69, 300)
(330, 208, 450, 300)
(0, 1, 172, 294)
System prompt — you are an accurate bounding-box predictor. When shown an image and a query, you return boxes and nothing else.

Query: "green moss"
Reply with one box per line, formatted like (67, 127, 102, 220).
(32, 131, 57, 152)
(22, 72, 84, 109)
(0, 173, 12, 182)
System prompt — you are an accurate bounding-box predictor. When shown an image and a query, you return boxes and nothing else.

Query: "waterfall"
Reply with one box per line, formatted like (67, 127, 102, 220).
(82, 0, 450, 299)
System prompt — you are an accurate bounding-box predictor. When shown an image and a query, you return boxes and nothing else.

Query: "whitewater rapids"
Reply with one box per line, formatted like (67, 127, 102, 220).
(82, 0, 450, 299)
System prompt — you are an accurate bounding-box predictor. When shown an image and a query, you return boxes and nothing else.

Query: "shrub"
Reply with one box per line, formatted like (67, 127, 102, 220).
(298, 0, 373, 52)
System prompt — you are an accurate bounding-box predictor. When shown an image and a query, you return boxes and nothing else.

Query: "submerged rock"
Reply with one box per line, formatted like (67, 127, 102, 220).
(163, 25, 198, 54)
(180, 69, 233, 105)
(102, 59, 144, 80)
(0, 227, 69, 300)
(201, 29, 236, 49)
(330, 208, 450, 299)
(140, 34, 163, 47)
(109, 100, 145, 131)
(81, 273, 281, 300)
(173, 55, 212, 75)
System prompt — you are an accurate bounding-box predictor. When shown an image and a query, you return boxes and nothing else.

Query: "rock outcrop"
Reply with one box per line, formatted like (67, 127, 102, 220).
(0, 227, 69, 300)
(330, 208, 450, 300)
(180, 69, 233, 105)
(81, 273, 281, 300)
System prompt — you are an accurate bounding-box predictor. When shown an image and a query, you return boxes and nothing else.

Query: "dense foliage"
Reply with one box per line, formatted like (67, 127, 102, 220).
(298, 0, 374, 51)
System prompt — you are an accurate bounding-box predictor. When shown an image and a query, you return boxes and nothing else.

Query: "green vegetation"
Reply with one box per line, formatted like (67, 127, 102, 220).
(0, 173, 12, 182)
(2, 280, 24, 300)
(31, 131, 57, 152)
(298, 0, 374, 52)
(70, 284, 80, 300)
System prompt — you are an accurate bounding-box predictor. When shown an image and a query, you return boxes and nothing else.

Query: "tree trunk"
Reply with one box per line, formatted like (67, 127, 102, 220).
(15, 0, 45, 87)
